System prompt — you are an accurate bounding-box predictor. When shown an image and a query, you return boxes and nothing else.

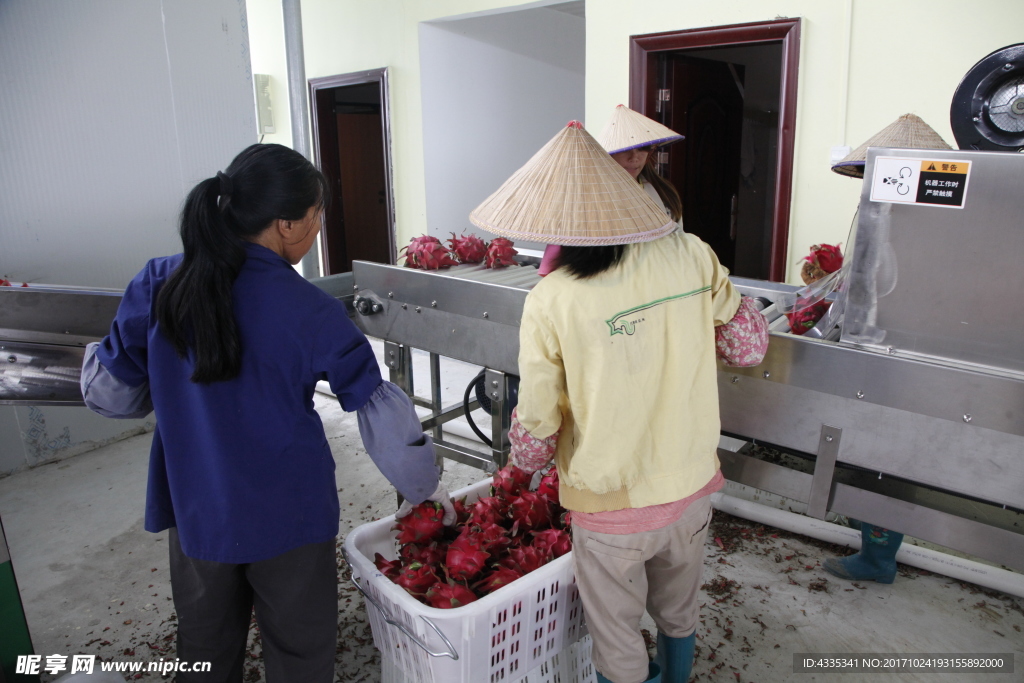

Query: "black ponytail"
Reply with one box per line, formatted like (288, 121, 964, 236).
(557, 245, 627, 279)
(156, 144, 328, 383)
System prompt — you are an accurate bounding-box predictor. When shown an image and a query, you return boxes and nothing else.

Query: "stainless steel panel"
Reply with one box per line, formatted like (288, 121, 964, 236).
(0, 287, 121, 347)
(308, 271, 354, 299)
(729, 276, 801, 301)
(724, 333, 1024, 439)
(719, 373, 1024, 510)
(830, 484, 1024, 572)
(352, 261, 538, 327)
(844, 148, 1024, 373)
(0, 341, 88, 405)
(353, 295, 521, 374)
(719, 451, 1024, 571)
(717, 449, 810, 502)
(0, 274, 368, 405)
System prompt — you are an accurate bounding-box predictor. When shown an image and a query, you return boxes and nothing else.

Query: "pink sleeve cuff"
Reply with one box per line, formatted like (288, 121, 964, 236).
(715, 297, 769, 367)
(509, 408, 559, 473)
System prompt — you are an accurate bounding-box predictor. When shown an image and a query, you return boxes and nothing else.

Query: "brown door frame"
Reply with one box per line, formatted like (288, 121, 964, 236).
(308, 68, 397, 271)
(630, 19, 800, 282)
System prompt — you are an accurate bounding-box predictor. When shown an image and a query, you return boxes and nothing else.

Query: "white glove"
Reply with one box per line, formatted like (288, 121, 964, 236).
(395, 481, 457, 526)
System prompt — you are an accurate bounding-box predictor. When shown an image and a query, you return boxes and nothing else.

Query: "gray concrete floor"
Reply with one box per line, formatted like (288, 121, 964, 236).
(1, 342, 1022, 682)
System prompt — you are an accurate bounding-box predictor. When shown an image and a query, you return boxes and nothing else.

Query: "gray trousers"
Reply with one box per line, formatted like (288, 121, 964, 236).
(571, 496, 713, 683)
(168, 528, 338, 683)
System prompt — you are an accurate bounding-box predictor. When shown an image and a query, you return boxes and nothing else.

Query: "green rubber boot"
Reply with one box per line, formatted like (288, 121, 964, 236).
(823, 524, 904, 584)
(655, 632, 695, 683)
(596, 662, 662, 683)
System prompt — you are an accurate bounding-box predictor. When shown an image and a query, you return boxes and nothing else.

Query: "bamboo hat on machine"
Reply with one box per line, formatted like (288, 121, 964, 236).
(469, 121, 675, 247)
(831, 113, 953, 178)
(596, 104, 684, 155)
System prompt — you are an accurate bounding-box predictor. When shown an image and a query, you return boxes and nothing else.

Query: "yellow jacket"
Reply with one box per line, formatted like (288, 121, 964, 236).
(516, 231, 740, 513)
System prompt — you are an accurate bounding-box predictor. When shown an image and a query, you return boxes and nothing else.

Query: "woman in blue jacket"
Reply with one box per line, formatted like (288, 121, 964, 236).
(81, 144, 453, 682)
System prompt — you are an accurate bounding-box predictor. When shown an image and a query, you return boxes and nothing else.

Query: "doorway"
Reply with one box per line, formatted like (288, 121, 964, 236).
(630, 19, 800, 281)
(310, 69, 395, 275)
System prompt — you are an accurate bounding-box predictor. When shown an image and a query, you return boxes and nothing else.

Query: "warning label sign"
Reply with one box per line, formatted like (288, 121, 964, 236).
(870, 157, 971, 209)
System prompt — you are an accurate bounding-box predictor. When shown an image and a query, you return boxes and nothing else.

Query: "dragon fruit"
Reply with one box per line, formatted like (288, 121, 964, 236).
(484, 237, 518, 269)
(509, 490, 552, 530)
(373, 553, 402, 579)
(399, 541, 448, 567)
(393, 562, 438, 596)
(492, 464, 532, 499)
(392, 502, 445, 545)
(786, 300, 830, 335)
(502, 544, 551, 574)
(472, 522, 513, 554)
(451, 497, 472, 526)
(530, 529, 572, 558)
(535, 468, 559, 503)
(467, 495, 509, 527)
(379, 464, 575, 608)
(473, 566, 524, 595)
(800, 243, 843, 284)
(448, 233, 488, 264)
(425, 580, 479, 609)
(402, 235, 459, 270)
(445, 527, 491, 581)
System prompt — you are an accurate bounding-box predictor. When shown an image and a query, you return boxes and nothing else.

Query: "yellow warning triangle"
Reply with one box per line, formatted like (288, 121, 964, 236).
(927, 163, 937, 171)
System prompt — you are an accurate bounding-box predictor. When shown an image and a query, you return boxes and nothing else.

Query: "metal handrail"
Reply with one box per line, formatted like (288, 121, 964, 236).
(342, 547, 460, 661)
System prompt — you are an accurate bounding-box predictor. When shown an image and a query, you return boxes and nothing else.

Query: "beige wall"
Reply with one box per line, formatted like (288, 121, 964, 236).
(587, 0, 1023, 281)
(247, 0, 549, 259)
(249, 0, 1024, 282)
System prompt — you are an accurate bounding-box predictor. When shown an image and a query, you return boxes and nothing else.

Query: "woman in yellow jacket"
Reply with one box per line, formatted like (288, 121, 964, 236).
(470, 122, 767, 683)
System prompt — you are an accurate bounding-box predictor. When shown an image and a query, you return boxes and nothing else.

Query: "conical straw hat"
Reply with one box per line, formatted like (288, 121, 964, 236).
(469, 121, 675, 246)
(596, 104, 684, 155)
(832, 113, 952, 178)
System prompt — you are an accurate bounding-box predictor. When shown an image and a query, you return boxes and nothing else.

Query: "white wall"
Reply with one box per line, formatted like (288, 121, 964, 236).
(0, 0, 258, 289)
(420, 7, 585, 248)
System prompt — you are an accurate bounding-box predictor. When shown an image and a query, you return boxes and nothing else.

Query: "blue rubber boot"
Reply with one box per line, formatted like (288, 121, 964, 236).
(596, 662, 662, 683)
(823, 524, 904, 584)
(655, 632, 695, 683)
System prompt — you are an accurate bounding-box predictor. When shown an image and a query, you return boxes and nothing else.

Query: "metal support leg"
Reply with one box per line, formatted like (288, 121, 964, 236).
(385, 341, 414, 510)
(429, 353, 444, 475)
(384, 341, 413, 396)
(807, 425, 842, 519)
(485, 369, 510, 469)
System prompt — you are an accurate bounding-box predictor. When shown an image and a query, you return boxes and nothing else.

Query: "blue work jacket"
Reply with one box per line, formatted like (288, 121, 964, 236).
(96, 243, 381, 563)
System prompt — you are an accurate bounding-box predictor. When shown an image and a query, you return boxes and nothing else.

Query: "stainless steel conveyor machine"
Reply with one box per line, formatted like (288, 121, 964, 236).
(2, 148, 1022, 573)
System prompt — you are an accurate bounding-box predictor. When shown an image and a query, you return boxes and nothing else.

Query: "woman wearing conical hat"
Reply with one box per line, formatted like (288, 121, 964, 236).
(471, 122, 768, 683)
(597, 104, 685, 231)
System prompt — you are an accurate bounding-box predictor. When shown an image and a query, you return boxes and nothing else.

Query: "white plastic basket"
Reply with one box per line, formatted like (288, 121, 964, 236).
(382, 634, 594, 683)
(343, 478, 592, 683)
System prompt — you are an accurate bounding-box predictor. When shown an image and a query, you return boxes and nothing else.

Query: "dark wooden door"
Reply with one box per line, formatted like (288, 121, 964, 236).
(661, 55, 744, 271)
(336, 112, 390, 272)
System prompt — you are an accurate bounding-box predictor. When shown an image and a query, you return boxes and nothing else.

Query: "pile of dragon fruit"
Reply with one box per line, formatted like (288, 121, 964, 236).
(374, 464, 570, 609)
(401, 233, 518, 270)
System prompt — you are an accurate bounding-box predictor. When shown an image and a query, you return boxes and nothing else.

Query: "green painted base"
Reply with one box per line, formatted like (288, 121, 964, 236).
(0, 560, 38, 683)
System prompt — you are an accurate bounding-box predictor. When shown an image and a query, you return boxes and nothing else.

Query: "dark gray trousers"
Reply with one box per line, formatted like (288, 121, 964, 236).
(168, 528, 338, 683)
